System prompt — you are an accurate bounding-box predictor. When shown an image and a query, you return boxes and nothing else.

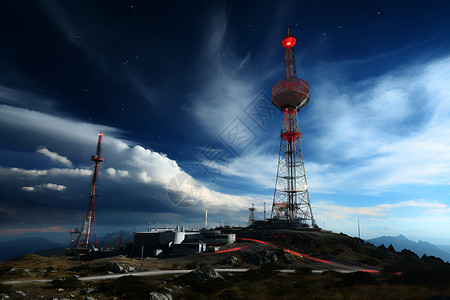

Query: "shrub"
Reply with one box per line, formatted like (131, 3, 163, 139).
(0, 283, 11, 294)
(220, 288, 243, 299)
(341, 271, 378, 286)
(186, 262, 198, 269)
(51, 276, 81, 291)
(98, 275, 163, 299)
(295, 267, 313, 275)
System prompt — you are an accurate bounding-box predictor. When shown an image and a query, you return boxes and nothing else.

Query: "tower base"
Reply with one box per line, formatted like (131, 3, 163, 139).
(269, 218, 318, 229)
(249, 218, 320, 229)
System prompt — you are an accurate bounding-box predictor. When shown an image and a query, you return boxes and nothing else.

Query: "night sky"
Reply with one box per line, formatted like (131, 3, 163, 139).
(1, 0, 450, 245)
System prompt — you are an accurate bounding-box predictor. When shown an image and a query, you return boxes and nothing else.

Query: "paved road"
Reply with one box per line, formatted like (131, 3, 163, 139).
(2, 268, 353, 285)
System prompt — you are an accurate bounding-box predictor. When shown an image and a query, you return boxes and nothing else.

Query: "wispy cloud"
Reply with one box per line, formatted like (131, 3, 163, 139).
(36, 146, 73, 167)
(302, 56, 450, 193)
(21, 183, 67, 192)
(0, 226, 66, 236)
(6, 167, 91, 177)
(187, 10, 275, 138)
(313, 199, 450, 242)
(314, 199, 450, 220)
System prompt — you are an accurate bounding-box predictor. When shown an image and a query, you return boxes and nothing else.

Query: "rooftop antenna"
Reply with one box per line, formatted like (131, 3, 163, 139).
(205, 207, 208, 228)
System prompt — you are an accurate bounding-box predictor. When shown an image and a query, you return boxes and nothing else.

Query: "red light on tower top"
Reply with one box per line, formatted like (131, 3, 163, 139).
(281, 36, 296, 48)
(281, 26, 297, 48)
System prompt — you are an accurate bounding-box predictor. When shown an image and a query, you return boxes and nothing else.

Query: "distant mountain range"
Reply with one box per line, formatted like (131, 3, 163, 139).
(97, 231, 133, 249)
(0, 237, 61, 261)
(367, 234, 450, 263)
(0, 231, 134, 261)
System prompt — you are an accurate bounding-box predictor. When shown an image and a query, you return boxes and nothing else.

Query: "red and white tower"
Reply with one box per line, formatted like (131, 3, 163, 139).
(271, 27, 316, 228)
(76, 132, 104, 250)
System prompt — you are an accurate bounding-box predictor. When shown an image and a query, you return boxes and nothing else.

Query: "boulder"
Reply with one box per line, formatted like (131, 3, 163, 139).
(185, 267, 223, 282)
(149, 292, 172, 300)
(219, 255, 238, 266)
(107, 263, 127, 273)
(14, 291, 27, 297)
(249, 249, 277, 266)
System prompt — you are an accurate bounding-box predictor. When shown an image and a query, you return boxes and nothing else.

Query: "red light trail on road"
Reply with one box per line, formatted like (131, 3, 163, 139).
(206, 245, 246, 254)
(236, 237, 386, 274)
(237, 238, 276, 248)
(359, 269, 380, 274)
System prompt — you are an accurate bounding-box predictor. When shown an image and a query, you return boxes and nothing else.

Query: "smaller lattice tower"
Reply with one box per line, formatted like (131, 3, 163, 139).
(248, 204, 256, 226)
(76, 132, 104, 250)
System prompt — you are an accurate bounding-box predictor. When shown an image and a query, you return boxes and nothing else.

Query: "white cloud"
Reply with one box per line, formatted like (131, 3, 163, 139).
(36, 146, 73, 167)
(21, 183, 67, 192)
(106, 167, 129, 178)
(138, 171, 152, 183)
(49, 168, 92, 176)
(0, 102, 254, 218)
(21, 186, 35, 192)
(7, 167, 91, 177)
(9, 167, 47, 176)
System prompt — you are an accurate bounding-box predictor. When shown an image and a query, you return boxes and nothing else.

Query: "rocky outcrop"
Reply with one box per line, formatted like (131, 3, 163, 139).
(106, 263, 137, 273)
(149, 292, 172, 300)
(185, 267, 223, 282)
(249, 249, 278, 266)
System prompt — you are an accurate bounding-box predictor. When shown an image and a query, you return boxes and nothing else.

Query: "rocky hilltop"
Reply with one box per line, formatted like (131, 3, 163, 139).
(1, 228, 449, 299)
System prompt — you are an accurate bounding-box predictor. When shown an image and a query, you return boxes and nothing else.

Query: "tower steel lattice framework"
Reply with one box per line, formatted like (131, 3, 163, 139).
(76, 132, 104, 250)
(270, 28, 316, 227)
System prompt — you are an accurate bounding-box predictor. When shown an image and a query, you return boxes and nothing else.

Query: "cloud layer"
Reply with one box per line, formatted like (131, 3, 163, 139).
(0, 101, 252, 233)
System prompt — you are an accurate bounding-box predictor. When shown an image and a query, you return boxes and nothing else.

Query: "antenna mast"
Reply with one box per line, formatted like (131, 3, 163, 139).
(76, 132, 104, 250)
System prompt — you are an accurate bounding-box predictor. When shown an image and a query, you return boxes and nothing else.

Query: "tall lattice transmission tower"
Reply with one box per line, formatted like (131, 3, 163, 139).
(270, 27, 316, 228)
(76, 132, 104, 250)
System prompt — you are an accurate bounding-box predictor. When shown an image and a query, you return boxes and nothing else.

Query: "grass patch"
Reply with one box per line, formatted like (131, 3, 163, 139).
(0, 283, 11, 294)
(68, 263, 107, 276)
(97, 275, 164, 299)
(50, 276, 82, 291)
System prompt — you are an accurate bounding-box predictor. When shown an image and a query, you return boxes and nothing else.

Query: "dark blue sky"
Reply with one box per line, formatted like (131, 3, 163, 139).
(1, 0, 450, 244)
